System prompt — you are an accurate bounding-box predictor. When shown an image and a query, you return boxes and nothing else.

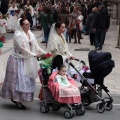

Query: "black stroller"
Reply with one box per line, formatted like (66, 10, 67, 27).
(66, 50, 115, 113)
(38, 55, 85, 119)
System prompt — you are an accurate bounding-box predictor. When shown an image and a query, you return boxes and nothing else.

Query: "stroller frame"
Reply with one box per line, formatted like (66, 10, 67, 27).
(38, 59, 85, 119)
(66, 59, 113, 113)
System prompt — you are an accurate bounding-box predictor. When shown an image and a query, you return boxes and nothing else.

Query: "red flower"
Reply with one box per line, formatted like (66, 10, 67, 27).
(38, 8, 41, 11)
(40, 53, 52, 59)
(0, 37, 6, 43)
(15, 10, 20, 13)
(45, 53, 52, 58)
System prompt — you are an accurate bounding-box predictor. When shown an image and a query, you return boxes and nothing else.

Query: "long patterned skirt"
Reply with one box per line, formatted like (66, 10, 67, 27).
(0, 55, 35, 102)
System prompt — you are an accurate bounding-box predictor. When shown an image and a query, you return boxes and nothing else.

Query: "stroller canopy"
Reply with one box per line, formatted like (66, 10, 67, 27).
(88, 50, 115, 85)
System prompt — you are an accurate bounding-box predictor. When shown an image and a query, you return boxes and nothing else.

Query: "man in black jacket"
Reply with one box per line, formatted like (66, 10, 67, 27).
(0, 0, 8, 15)
(92, 0, 102, 8)
(93, 4, 110, 50)
(26, 8, 33, 30)
(86, 7, 98, 45)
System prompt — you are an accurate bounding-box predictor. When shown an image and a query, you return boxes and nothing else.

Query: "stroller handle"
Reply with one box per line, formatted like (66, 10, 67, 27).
(67, 58, 86, 65)
(65, 59, 75, 68)
(75, 59, 86, 65)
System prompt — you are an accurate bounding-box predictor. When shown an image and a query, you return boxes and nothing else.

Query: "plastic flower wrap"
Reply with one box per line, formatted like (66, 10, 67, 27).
(0, 41, 3, 48)
(39, 53, 53, 74)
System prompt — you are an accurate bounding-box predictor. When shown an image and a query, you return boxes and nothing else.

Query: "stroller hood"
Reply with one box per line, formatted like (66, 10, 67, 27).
(88, 50, 114, 71)
(88, 51, 115, 84)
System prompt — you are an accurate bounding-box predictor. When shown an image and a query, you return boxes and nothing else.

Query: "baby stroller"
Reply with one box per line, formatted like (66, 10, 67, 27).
(38, 55, 85, 119)
(66, 50, 115, 113)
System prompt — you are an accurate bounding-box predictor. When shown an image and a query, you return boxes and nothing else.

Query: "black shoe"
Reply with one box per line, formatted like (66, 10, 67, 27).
(98, 47, 102, 50)
(16, 102, 26, 110)
(11, 99, 26, 110)
(11, 99, 16, 104)
(80, 37, 83, 39)
(41, 41, 46, 43)
(90, 43, 93, 45)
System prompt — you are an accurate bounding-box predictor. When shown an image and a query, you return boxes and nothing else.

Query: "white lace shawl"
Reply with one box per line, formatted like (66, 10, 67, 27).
(47, 24, 72, 62)
(11, 19, 46, 78)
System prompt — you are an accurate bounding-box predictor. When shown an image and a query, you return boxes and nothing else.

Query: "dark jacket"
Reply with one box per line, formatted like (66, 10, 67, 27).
(41, 14, 54, 30)
(58, 13, 69, 28)
(92, 1, 102, 8)
(0, 0, 8, 14)
(94, 8, 110, 29)
(86, 12, 98, 33)
(52, 10, 58, 23)
(26, 12, 33, 27)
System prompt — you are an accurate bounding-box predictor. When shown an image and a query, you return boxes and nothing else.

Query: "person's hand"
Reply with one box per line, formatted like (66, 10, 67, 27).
(35, 53, 41, 57)
(70, 56, 75, 60)
(66, 56, 75, 60)
(93, 28, 96, 32)
(7, 15, 10, 18)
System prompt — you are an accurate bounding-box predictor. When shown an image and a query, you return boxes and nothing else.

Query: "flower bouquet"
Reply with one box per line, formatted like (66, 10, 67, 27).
(0, 37, 6, 43)
(39, 53, 53, 75)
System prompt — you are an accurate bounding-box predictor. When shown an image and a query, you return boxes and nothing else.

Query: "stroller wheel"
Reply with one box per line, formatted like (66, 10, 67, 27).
(70, 111, 74, 118)
(81, 105, 85, 115)
(52, 102, 61, 111)
(105, 102, 113, 111)
(40, 105, 49, 113)
(64, 110, 74, 119)
(96, 103, 105, 113)
(75, 107, 82, 116)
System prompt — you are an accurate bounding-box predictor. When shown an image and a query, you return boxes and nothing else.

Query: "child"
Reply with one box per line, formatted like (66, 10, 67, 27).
(56, 65, 74, 87)
(0, 13, 7, 37)
(48, 64, 81, 103)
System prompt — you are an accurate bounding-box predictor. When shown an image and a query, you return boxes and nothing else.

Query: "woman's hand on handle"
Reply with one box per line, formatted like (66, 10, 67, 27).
(70, 56, 75, 60)
(34, 53, 41, 58)
(66, 56, 75, 60)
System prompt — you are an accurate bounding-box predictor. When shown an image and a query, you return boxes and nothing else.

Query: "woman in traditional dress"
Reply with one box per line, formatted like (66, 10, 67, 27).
(0, 52, 5, 85)
(7, 1, 18, 32)
(0, 18, 46, 110)
(0, 13, 7, 37)
(47, 21, 75, 62)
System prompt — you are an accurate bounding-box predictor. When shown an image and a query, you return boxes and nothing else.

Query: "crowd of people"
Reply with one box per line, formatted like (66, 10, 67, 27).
(0, 0, 110, 46)
(0, 0, 111, 110)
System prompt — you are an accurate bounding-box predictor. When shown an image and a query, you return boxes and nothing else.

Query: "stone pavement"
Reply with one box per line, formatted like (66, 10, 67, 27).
(0, 24, 120, 95)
